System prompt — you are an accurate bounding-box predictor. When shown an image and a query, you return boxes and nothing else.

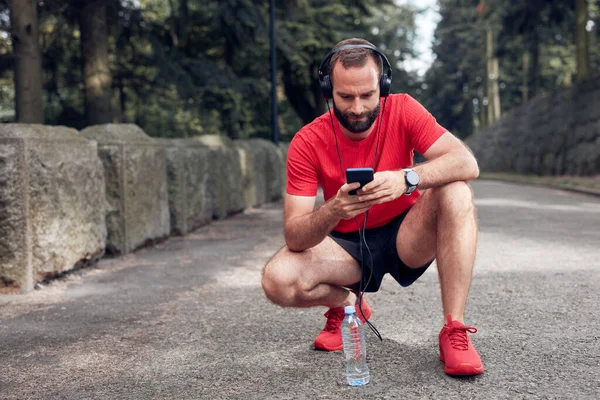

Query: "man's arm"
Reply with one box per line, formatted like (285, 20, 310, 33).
(357, 132, 479, 203)
(284, 195, 338, 252)
(284, 182, 368, 252)
(413, 131, 479, 189)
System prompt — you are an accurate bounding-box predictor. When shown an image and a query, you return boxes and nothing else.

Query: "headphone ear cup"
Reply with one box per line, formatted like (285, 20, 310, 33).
(380, 74, 392, 97)
(320, 75, 333, 99)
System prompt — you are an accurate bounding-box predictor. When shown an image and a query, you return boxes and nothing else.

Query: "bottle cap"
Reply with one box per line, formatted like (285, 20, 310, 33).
(344, 305, 356, 315)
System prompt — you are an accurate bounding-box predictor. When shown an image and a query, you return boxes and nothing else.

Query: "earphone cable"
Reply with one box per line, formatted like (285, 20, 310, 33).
(358, 210, 383, 340)
(326, 101, 344, 179)
(372, 96, 388, 169)
(327, 97, 383, 341)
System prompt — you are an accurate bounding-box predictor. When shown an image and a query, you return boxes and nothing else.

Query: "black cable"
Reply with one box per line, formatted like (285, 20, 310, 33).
(326, 101, 344, 179)
(327, 98, 384, 340)
(358, 210, 383, 340)
(356, 96, 387, 340)
(357, 211, 382, 341)
(371, 96, 388, 170)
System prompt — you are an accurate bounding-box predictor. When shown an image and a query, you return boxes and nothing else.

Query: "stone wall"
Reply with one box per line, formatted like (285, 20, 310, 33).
(81, 124, 171, 255)
(0, 125, 106, 293)
(159, 139, 213, 235)
(0, 124, 287, 293)
(467, 76, 600, 176)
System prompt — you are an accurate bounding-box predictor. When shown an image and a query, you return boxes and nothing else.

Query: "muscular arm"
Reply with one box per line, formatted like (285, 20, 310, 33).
(358, 132, 479, 203)
(284, 182, 366, 252)
(413, 131, 479, 189)
(283, 195, 340, 252)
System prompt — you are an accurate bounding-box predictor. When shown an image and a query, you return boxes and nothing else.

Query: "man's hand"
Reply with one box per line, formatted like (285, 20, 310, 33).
(330, 182, 376, 220)
(356, 170, 407, 205)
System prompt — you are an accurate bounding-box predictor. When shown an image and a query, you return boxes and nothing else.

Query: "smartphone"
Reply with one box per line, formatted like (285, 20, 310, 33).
(346, 168, 374, 195)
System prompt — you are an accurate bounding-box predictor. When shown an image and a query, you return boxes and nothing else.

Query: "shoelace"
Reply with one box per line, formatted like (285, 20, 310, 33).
(323, 309, 345, 332)
(447, 324, 478, 351)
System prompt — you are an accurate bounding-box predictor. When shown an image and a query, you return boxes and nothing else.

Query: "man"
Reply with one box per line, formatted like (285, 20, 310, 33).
(261, 38, 484, 376)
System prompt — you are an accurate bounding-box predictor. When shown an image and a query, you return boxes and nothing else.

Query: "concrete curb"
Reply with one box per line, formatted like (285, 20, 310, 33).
(478, 175, 600, 197)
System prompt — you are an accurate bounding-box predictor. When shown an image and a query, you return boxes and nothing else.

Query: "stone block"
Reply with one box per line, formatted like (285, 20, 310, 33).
(158, 139, 213, 235)
(279, 142, 290, 192)
(235, 139, 285, 208)
(266, 142, 285, 202)
(81, 124, 170, 255)
(193, 135, 244, 218)
(0, 124, 106, 293)
(235, 140, 267, 208)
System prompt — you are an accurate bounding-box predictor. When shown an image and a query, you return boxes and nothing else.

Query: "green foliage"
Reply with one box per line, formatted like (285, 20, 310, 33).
(0, 0, 417, 139)
(421, 0, 600, 139)
(421, 0, 483, 139)
(363, 3, 420, 95)
(2, 0, 597, 141)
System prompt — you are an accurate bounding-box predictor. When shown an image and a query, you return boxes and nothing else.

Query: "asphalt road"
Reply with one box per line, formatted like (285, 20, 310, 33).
(0, 180, 599, 400)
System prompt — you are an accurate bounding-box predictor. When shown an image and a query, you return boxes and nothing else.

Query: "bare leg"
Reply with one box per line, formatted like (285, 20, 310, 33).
(396, 182, 477, 323)
(261, 236, 362, 309)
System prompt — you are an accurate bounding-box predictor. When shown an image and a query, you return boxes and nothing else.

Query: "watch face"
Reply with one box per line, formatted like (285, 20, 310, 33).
(406, 170, 419, 186)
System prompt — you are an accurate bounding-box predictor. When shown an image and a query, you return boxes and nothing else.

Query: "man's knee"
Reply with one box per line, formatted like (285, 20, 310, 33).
(431, 181, 475, 214)
(261, 247, 302, 307)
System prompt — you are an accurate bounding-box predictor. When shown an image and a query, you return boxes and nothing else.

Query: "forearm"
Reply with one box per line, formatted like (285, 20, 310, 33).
(284, 199, 341, 252)
(413, 149, 479, 190)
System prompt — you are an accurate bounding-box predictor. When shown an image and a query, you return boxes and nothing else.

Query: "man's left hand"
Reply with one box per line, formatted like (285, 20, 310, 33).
(357, 170, 407, 205)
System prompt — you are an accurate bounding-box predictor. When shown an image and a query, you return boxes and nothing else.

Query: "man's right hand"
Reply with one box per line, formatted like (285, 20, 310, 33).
(330, 182, 376, 220)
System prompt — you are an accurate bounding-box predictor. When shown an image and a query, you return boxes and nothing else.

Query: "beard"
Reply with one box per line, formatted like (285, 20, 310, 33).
(333, 100, 380, 134)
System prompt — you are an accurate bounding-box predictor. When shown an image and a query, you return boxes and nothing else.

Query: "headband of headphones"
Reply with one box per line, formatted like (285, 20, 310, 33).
(318, 44, 393, 99)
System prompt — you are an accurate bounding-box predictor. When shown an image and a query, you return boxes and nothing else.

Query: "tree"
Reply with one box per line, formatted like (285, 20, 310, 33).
(576, 0, 590, 80)
(422, 0, 587, 138)
(78, 0, 113, 125)
(363, 2, 419, 96)
(9, 0, 43, 123)
(499, 0, 575, 100)
(422, 0, 485, 138)
(276, 0, 400, 126)
(0, 0, 421, 140)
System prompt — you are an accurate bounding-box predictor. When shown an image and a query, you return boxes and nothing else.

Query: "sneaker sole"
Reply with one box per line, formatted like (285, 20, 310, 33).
(443, 363, 485, 376)
(440, 350, 484, 376)
(314, 343, 344, 351)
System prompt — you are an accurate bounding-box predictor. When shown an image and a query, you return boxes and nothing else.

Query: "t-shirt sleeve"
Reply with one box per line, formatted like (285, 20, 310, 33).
(402, 94, 448, 155)
(286, 134, 318, 196)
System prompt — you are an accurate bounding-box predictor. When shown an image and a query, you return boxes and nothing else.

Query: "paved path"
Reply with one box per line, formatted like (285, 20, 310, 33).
(1, 180, 599, 399)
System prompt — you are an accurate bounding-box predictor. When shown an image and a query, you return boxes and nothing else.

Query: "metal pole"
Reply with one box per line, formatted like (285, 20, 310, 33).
(269, 0, 279, 144)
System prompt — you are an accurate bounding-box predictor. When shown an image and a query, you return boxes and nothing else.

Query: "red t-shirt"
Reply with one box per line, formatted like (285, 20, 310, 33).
(286, 93, 447, 233)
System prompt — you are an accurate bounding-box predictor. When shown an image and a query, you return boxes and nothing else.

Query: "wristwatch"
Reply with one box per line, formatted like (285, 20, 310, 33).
(403, 169, 420, 195)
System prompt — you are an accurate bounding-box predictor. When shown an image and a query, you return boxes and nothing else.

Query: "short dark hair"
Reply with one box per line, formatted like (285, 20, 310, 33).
(328, 38, 383, 84)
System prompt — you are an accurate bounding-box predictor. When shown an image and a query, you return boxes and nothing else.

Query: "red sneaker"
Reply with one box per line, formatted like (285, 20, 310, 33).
(313, 298, 372, 351)
(439, 315, 484, 376)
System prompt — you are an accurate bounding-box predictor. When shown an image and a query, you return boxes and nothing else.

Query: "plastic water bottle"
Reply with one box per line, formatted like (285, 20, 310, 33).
(341, 305, 370, 386)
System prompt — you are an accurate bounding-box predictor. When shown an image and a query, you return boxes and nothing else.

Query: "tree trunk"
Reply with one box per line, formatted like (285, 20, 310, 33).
(80, 0, 113, 125)
(492, 56, 500, 120)
(281, 61, 319, 125)
(529, 34, 540, 98)
(115, 43, 126, 122)
(485, 29, 500, 125)
(179, 0, 190, 54)
(479, 97, 486, 130)
(575, 0, 590, 81)
(168, 0, 179, 46)
(522, 51, 529, 103)
(9, 0, 44, 123)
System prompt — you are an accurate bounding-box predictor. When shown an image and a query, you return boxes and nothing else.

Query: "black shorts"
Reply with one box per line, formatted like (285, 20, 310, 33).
(329, 210, 434, 293)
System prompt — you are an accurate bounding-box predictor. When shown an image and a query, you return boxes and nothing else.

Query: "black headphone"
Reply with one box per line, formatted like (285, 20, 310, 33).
(318, 44, 393, 100)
